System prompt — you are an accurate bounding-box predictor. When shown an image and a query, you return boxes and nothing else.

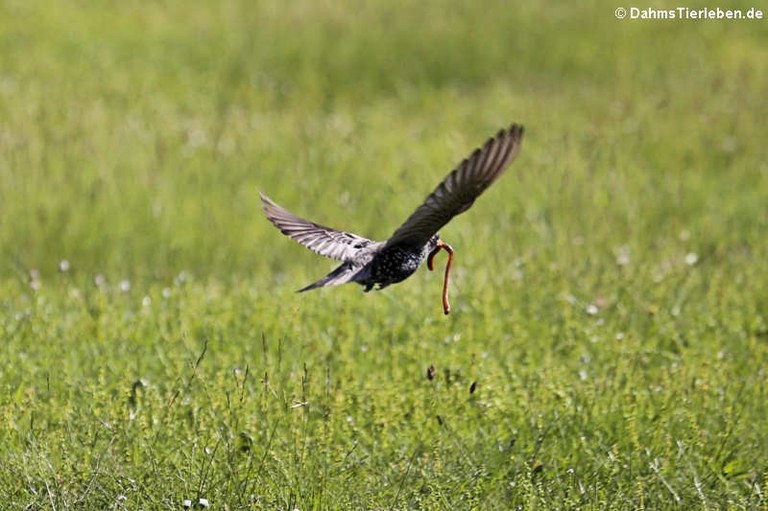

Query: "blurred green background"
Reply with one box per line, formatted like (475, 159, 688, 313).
(2, 1, 764, 283)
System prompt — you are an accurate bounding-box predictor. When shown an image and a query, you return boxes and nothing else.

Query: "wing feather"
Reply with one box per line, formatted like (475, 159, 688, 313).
(385, 123, 524, 249)
(260, 193, 376, 261)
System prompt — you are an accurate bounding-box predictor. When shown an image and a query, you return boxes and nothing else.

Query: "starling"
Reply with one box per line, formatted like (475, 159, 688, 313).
(261, 123, 524, 314)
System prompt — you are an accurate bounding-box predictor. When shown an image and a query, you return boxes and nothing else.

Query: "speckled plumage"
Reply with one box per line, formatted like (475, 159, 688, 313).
(358, 235, 441, 292)
(260, 123, 525, 310)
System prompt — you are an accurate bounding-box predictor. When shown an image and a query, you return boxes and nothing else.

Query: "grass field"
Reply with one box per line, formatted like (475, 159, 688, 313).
(1, 1, 767, 509)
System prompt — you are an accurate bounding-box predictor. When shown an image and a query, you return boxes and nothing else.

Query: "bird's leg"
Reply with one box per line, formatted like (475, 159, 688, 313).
(427, 240, 455, 315)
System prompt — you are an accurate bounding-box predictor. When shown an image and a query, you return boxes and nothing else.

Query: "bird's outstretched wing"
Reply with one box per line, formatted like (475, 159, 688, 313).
(260, 193, 377, 261)
(385, 123, 524, 249)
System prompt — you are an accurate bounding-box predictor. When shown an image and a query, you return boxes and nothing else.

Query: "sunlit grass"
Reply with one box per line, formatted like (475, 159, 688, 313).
(0, 0, 766, 509)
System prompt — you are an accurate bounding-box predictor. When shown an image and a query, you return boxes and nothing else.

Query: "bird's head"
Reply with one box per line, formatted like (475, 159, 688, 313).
(426, 233, 441, 254)
(427, 234, 453, 272)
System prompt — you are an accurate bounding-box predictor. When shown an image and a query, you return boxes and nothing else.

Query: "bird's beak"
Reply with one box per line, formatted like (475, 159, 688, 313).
(427, 240, 454, 315)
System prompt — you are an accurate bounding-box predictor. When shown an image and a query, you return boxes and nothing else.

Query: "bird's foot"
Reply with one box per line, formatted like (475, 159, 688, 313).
(428, 240, 454, 315)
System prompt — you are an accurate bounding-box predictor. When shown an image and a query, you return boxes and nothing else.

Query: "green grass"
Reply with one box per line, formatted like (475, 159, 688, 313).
(1, 1, 767, 509)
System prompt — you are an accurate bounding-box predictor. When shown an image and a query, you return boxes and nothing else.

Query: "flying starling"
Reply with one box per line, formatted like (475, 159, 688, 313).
(261, 123, 524, 314)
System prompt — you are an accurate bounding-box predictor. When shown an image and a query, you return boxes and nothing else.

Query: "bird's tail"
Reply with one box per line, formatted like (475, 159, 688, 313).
(298, 262, 360, 292)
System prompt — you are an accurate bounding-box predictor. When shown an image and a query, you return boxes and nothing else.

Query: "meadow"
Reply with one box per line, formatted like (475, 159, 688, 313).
(0, 1, 767, 509)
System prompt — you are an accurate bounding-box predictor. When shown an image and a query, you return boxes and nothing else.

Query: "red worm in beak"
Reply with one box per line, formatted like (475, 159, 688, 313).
(427, 240, 454, 315)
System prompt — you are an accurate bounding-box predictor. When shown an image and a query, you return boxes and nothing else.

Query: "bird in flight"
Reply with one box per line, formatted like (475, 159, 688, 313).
(261, 123, 524, 315)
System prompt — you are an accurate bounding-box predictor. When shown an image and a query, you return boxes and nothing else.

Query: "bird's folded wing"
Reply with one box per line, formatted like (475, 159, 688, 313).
(385, 124, 524, 250)
(260, 193, 376, 261)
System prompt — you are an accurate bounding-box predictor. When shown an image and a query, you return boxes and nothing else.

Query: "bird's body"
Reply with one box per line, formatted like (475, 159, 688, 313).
(261, 123, 525, 314)
(345, 235, 440, 292)
(362, 238, 439, 290)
